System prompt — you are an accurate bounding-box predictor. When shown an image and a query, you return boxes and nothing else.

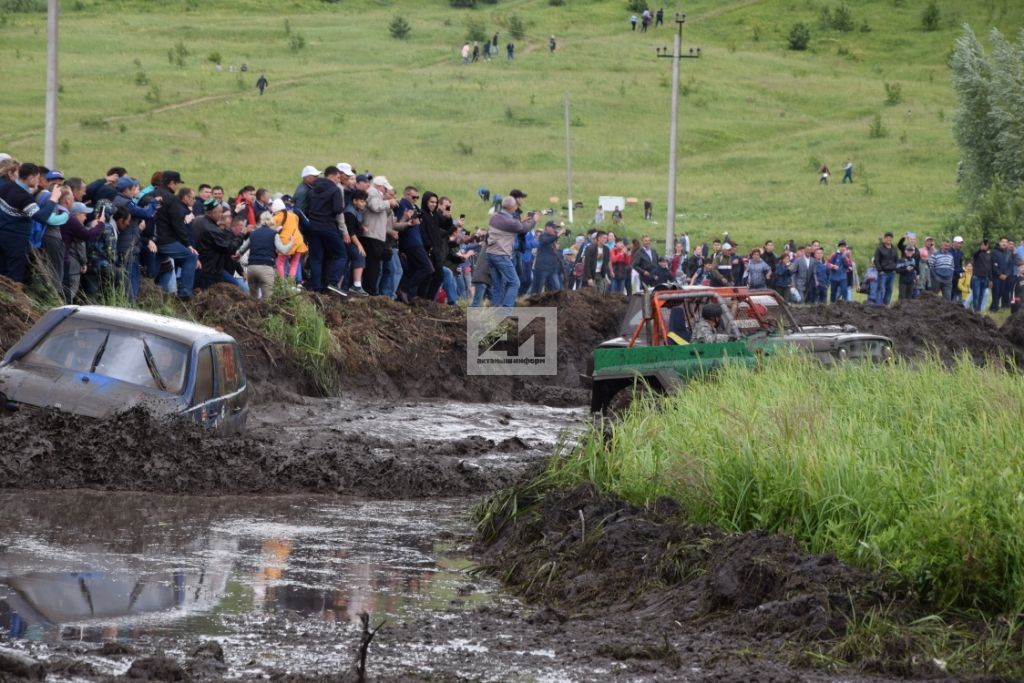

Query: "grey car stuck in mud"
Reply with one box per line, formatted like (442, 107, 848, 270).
(0, 306, 249, 434)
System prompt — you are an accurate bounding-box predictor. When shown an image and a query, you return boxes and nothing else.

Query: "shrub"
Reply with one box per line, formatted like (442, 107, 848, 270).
(787, 22, 810, 50)
(207, 51, 222, 64)
(465, 17, 487, 43)
(922, 0, 940, 31)
(450, 0, 477, 7)
(388, 15, 411, 40)
(884, 81, 903, 105)
(832, 4, 854, 32)
(549, 0, 564, 5)
(869, 113, 887, 138)
(0, 0, 45, 12)
(508, 14, 525, 40)
(289, 33, 306, 52)
(626, 0, 648, 12)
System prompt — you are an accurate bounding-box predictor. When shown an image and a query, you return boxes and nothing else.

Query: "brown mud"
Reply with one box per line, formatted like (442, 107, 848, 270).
(791, 294, 1024, 365)
(0, 399, 576, 497)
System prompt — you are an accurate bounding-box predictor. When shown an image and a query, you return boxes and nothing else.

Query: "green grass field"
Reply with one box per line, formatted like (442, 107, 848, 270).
(2, 0, 1023, 256)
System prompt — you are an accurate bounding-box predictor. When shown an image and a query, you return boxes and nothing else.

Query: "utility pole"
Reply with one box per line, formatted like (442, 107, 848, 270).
(563, 92, 574, 224)
(44, 0, 59, 168)
(656, 12, 701, 252)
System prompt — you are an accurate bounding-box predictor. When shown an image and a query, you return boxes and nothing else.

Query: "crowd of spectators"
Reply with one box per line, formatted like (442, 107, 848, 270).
(0, 153, 1020, 316)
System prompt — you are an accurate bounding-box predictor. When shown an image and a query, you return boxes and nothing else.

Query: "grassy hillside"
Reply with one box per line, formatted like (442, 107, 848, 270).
(2, 0, 1023, 255)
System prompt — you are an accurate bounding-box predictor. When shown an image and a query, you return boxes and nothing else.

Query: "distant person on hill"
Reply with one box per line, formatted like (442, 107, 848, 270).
(656, 8, 664, 26)
(493, 33, 499, 49)
(630, 14, 638, 31)
(483, 41, 491, 61)
(506, 42, 515, 60)
(643, 198, 652, 220)
(549, 35, 556, 53)
(461, 42, 470, 64)
(256, 72, 268, 95)
(611, 205, 622, 225)
(472, 42, 480, 62)
(594, 206, 604, 224)
(819, 163, 830, 185)
(842, 158, 853, 183)
(641, 9, 652, 32)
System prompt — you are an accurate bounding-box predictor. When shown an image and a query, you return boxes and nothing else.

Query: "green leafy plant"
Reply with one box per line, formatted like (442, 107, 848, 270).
(388, 15, 411, 40)
(922, 0, 941, 31)
(787, 22, 810, 51)
(508, 14, 525, 40)
(884, 81, 903, 105)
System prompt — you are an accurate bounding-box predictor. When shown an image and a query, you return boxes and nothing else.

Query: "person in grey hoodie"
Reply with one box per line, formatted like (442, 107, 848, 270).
(486, 196, 537, 309)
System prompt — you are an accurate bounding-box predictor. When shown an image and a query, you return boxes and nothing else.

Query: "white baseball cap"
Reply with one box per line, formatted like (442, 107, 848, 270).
(300, 165, 320, 178)
(336, 162, 355, 177)
(371, 175, 393, 190)
(270, 198, 287, 212)
(722, 242, 733, 250)
(953, 236, 963, 243)
(0, 153, 11, 162)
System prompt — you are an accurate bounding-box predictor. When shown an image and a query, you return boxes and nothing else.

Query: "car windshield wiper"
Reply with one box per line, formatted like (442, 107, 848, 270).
(89, 332, 110, 373)
(141, 339, 167, 391)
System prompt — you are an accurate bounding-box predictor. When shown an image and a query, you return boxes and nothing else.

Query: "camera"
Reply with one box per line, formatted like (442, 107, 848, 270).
(412, 207, 423, 219)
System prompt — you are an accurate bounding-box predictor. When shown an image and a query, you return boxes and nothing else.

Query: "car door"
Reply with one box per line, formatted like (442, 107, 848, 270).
(212, 343, 247, 434)
(189, 345, 220, 429)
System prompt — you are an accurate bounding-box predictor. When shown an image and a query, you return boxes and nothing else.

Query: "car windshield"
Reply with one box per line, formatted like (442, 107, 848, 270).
(21, 317, 190, 394)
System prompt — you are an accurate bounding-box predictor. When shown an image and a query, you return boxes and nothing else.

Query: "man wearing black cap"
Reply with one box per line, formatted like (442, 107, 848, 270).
(153, 170, 198, 300)
(530, 221, 564, 293)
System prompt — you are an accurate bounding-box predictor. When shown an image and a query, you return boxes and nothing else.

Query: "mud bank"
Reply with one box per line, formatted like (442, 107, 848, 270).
(792, 294, 1024, 365)
(0, 398, 582, 497)
(473, 484, 1018, 680)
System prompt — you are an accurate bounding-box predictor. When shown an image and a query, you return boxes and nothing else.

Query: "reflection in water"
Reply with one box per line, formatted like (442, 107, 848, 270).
(0, 491, 483, 643)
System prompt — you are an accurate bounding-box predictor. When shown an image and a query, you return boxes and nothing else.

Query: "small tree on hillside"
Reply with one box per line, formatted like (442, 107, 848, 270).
(832, 4, 854, 32)
(788, 22, 810, 50)
(627, 0, 648, 13)
(389, 15, 411, 39)
(466, 17, 488, 43)
(508, 14, 525, 40)
(922, 0, 941, 32)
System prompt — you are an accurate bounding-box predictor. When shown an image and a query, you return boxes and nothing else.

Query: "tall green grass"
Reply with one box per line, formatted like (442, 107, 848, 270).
(552, 354, 1024, 614)
(263, 288, 340, 395)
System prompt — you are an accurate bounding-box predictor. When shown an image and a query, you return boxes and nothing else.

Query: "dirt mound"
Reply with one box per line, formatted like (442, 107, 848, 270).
(0, 276, 41, 359)
(0, 405, 542, 497)
(477, 483, 889, 642)
(791, 294, 1024, 365)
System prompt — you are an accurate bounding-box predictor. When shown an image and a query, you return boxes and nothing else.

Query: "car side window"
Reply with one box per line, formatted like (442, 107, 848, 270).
(214, 344, 242, 396)
(193, 346, 215, 405)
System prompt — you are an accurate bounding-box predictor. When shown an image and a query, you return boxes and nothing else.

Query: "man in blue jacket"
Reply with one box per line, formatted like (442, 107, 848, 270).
(530, 221, 564, 294)
(990, 236, 1015, 312)
(0, 162, 64, 283)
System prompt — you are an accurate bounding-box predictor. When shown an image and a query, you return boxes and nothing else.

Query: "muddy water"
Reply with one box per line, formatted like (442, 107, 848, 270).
(0, 399, 590, 680)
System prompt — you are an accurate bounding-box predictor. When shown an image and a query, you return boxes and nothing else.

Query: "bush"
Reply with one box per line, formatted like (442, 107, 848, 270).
(922, 0, 941, 31)
(289, 33, 306, 52)
(465, 17, 487, 43)
(832, 4, 854, 32)
(884, 81, 903, 105)
(0, 0, 45, 11)
(787, 22, 810, 50)
(508, 14, 525, 40)
(450, 0, 477, 7)
(626, 0, 648, 12)
(388, 15, 411, 40)
(207, 51, 222, 64)
(869, 113, 887, 138)
(549, 0, 564, 5)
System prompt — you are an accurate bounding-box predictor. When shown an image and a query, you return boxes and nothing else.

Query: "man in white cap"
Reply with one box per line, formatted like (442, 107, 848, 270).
(951, 235, 965, 302)
(336, 163, 356, 203)
(292, 165, 320, 222)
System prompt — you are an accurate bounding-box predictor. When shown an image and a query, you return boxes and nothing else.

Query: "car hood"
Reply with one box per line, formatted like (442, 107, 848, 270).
(0, 363, 183, 419)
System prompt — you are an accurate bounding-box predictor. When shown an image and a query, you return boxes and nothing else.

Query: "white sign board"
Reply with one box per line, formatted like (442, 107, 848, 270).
(597, 195, 626, 212)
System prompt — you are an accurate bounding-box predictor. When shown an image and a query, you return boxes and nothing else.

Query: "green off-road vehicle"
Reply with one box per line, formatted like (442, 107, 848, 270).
(584, 287, 892, 413)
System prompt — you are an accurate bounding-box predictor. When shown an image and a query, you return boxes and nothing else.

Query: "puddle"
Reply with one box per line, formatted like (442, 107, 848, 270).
(0, 491, 489, 644)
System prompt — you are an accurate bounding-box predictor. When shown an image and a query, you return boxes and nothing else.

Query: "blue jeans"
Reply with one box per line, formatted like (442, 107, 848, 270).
(470, 282, 489, 307)
(530, 267, 562, 294)
(441, 266, 459, 304)
(0, 230, 29, 283)
(380, 249, 402, 298)
(220, 270, 250, 294)
(518, 259, 533, 295)
(829, 280, 848, 303)
(971, 276, 989, 312)
(306, 229, 346, 292)
(867, 278, 879, 304)
(117, 251, 140, 302)
(156, 241, 197, 298)
(488, 254, 520, 309)
(876, 271, 895, 305)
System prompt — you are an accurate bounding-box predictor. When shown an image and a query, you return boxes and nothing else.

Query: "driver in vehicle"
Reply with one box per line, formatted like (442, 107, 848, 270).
(691, 303, 738, 343)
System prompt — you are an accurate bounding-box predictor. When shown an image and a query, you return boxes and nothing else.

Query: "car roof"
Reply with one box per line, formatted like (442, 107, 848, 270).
(67, 306, 236, 346)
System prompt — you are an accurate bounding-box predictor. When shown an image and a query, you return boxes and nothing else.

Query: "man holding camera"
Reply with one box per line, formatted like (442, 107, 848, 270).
(530, 221, 565, 293)
(486, 196, 537, 309)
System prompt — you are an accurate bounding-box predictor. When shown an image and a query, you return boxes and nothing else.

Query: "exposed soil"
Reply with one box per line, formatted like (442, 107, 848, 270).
(0, 403, 550, 498)
(791, 294, 1024, 366)
(0, 277, 41, 359)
